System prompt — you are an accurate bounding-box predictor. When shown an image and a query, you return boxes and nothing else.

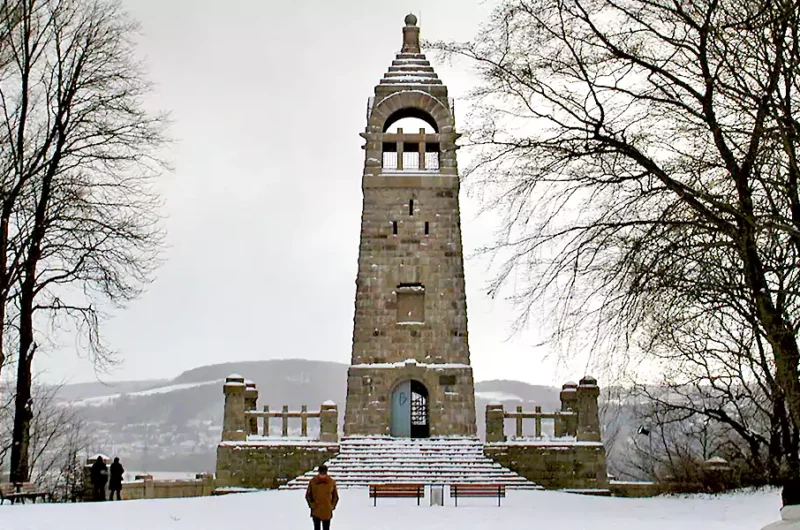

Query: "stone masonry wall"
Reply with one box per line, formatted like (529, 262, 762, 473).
(345, 360, 476, 437)
(349, 185, 469, 366)
(484, 443, 609, 490)
(344, 177, 476, 436)
(215, 443, 339, 489)
(343, 174, 477, 436)
(121, 474, 215, 500)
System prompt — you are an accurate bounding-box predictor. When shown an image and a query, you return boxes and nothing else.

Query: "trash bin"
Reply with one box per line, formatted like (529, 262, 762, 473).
(430, 484, 444, 506)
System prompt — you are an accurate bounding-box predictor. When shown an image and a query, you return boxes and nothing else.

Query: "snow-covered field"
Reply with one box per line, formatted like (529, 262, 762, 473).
(0, 488, 781, 530)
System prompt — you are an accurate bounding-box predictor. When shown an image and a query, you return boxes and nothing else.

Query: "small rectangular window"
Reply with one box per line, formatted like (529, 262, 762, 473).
(409, 199, 414, 216)
(424, 222, 429, 235)
(439, 375, 457, 386)
(392, 221, 398, 235)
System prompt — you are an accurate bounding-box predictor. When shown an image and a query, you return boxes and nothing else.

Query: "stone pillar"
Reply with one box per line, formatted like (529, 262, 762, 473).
(576, 376, 601, 442)
(196, 472, 215, 496)
(222, 374, 246, 442)
(320, 401, 338, 443)
(143, 475, 154, 499)
(244, 380, 258, 436)
(485, 403, 506, 443)
(557, 381, 578, 437)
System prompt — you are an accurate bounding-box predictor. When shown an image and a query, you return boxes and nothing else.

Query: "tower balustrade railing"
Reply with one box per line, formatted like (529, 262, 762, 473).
(246, 405, 319, 438)
(507, 406, 577, 439)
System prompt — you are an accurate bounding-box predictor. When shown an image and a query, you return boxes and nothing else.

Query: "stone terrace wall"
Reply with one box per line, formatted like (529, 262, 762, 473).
(121, 473, 216, 500)
(484, 442, 608, 490)
(215, 442, 339, 489)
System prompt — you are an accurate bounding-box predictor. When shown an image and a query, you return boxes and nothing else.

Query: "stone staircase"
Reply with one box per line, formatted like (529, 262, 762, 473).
(283, 437, 540, 490)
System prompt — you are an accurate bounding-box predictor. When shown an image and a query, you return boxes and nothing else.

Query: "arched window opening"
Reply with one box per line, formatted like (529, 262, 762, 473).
(383, 108, 439, 133)
(381, 110, 441, 172)
(385, 117, 436, 134)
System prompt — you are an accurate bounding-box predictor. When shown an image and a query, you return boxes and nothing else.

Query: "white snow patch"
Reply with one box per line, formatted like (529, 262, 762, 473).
(72, 379, 223, 407)
(475, 391, 523, 402)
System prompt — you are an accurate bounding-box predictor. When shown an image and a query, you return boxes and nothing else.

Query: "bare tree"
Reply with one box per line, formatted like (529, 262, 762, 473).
(0, 0, 167, 482)
(1, 381, 93, 494)
(434, 0, 800, 485)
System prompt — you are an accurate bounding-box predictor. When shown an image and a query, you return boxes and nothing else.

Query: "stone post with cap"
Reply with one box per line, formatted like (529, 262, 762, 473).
(485, 403, 506, 443)
(556, 381, 578, 437)
(576, 376, 601, 442)
(222, 374, 246, 442)
(244, 380, 259, 436)
(319, 401, 339, 443)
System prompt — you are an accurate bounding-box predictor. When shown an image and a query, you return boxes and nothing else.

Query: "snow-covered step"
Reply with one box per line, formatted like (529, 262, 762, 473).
(282, 437, 541, 490)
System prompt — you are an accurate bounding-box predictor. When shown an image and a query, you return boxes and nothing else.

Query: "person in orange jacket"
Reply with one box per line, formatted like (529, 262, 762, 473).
(305, 465, 339, 530)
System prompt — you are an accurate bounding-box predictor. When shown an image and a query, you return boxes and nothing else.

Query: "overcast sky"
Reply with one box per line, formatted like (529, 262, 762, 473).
(33, 0, 584, 388)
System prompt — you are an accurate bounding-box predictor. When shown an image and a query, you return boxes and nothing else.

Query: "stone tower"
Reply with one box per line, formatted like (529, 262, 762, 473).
(343, 15, 477, 438)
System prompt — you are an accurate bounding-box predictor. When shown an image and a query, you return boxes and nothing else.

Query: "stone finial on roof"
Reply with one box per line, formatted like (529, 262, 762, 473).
(402, 13, 420, 53)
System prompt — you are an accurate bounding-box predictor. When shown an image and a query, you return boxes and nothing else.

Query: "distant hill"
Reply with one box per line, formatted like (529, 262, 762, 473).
(56, 359, 564, 473)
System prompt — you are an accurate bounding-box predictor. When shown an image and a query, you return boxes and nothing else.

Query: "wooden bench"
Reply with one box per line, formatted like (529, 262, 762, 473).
(0, 482, 49, 505)
(368, 483, 425, 506)
(449, 484, 505, 507)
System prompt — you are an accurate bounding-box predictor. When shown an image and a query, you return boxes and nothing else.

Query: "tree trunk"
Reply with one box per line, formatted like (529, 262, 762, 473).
(9, 332, 34, 483)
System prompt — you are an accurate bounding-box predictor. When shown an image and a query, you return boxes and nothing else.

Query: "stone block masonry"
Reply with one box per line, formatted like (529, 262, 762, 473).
(215, 442, 339, 489)
(346, 360, 476, 437)
(484, 442, 608, 490)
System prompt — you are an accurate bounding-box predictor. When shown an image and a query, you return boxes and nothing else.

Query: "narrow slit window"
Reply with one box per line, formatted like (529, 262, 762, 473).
(424, 222, 429, 235)
(392, 221, 398, 235)
(409, 199, 414, 216)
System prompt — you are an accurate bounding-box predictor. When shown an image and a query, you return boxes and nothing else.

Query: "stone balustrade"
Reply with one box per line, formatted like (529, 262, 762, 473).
(485, 376, 601, 443)
(221, 375, 338, 443)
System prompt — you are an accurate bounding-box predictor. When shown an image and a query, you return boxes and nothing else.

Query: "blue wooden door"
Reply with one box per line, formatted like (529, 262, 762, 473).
(391, 381, 411, 437)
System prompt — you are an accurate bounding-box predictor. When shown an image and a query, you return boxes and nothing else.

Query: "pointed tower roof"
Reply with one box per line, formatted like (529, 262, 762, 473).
(366, 16, 454, 136)
(378, 14, 442, 88)
(372, 15, 449, 97)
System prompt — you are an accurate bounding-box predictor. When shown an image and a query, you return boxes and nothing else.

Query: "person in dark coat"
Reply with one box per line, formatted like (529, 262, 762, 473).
(90, 456, 108, 502)
(108, 457, 124, 501)
(305, 465, 338, 530)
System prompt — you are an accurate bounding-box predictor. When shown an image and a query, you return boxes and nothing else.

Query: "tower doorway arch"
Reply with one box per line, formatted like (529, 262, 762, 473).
(390, 380, 430, 438)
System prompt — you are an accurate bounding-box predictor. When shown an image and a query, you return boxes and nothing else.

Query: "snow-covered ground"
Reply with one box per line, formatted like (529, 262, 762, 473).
(0, 488, 781, 530)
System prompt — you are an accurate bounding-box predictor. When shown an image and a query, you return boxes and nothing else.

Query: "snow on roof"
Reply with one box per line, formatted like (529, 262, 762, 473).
(487, 439, 604, 447)
(351, 361, 471, 370)
(220, 438, 339, 448)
